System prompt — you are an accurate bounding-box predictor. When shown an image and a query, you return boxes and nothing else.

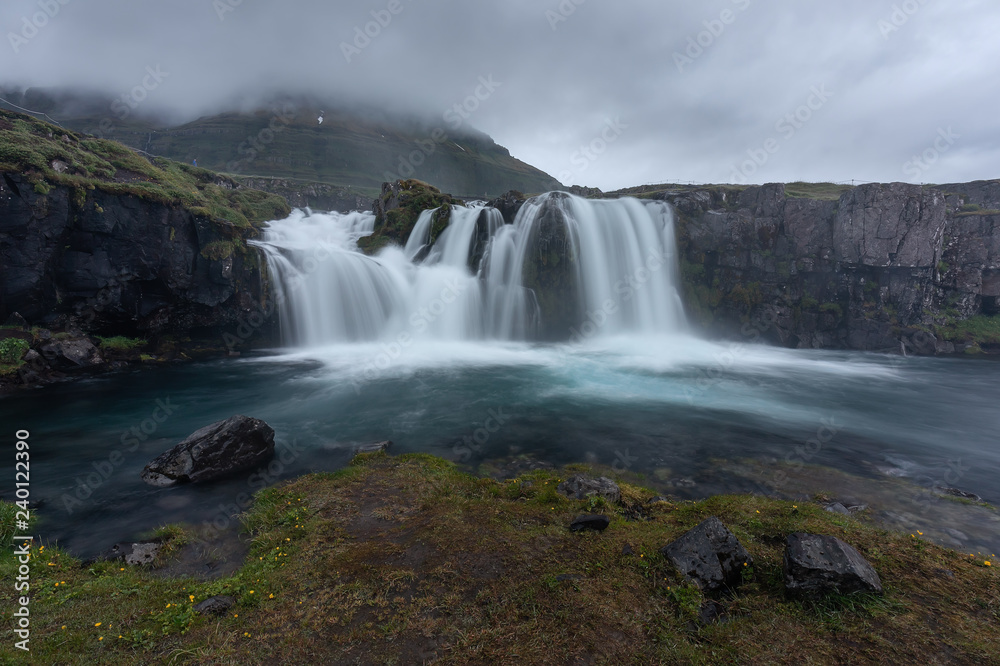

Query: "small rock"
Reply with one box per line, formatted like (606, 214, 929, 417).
(570, 514, 610, 532)
(193, 595, 236, 615)
(4, 312, 28, 328)
(356, 440, 393, 455)
(933, 568, 956, 579)
(96, 541, 161, 566)
(51, 159, 68, 173)
(660, 516, 753, 594)
(934, 487, 983, 502)
(699, 600, 728, 626)
(141, 415, 275, 487)
(783, 533, 883, 597)
(621, 544, 635, 556)
(647, 496, 671, 504)
(825, 503, 851, 516)
(557, 475, 621, 504)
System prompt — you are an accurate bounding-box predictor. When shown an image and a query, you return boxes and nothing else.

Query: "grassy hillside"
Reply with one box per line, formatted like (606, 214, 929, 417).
(0, 109, 290, 227)
(2, 453, 996, 664)
(1, 89, 562, 199)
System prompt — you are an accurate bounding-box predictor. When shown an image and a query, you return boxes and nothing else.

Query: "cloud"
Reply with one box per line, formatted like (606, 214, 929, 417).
(1, 0, 998, 189)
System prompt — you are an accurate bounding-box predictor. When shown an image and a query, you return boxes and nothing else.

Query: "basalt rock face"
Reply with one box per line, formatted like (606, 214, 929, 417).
(657, 180, 1000, 354)
(520, 193, 582, 341)
(0, 174, 271, 343)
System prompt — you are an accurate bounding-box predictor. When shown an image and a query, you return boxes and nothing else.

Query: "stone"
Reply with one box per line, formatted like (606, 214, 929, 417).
(825, 503, 851, 516)
(783, 533, 883, 597)
(557, 475, 621, 504)
(193, 595, 236, 616)
(141, 415, 275, 487)
(96, 541, 161, 566)
(569, 515, 610, 532)
(356, 440, 393, 454)
(660, 516, 753, 594)
(4, 312, 28, 328)
(39, 338, 104, 370)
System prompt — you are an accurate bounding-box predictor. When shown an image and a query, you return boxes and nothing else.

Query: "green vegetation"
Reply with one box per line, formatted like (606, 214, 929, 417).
(783, 182, 855, 201)
(819, 302, 844, 318)
(2, 454, 997, 664)
(97, 336, 146, 352)
(0, 337, 28, 363)
(936, 315, 1000, 346)
(358, 179, 461, 254)
(0, 109, 290, 232)
(726, 282, 764, 311)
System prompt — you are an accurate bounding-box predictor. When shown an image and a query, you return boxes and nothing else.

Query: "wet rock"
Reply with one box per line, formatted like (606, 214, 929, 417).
(660, 516, 753, 594)
(825, 503, 851, 516)
(557, 475, 621, 504)
(569, 514, 610, 532)
(934, 487, 983, 502)
(4, 312, 28, 328)
(95, 541, 161, 566)
(39, 338, 104, 370)
(141, 415, 275, 487)
(783, 533, 883, 597)
(356, 440, 392, 454)
(193, 595, 236, 616)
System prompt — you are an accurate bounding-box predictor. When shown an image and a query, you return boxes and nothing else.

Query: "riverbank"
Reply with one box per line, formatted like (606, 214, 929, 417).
(2, 452, 996, 664)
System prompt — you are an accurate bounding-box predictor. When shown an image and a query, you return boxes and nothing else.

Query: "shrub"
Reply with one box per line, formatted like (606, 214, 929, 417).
(0, 338, 29, 363)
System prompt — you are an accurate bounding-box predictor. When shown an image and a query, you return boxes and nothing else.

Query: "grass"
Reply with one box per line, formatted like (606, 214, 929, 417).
(96, 336, 146, 352)
(783, 182, 855, 201)
(0, 109, 290, 231)
(936, 315, 1000, 346)
(2, 454, 997, 664)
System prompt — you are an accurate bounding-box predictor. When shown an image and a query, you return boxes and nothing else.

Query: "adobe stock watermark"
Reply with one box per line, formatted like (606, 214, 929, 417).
(555, 117, 627, 185)
(7, 0, 71, 54)
(350, 277, 467, 395)
(213, 0, 244, 22)
(382, 75, 502, 183)
(673, 0, 751, 73)
(902, 127, 959, 181)
(60, 397, 181, 514)
(546, 0, 587, 31)
(878, 0, 931, 40)
(568, 245, 669, 343)
(340, 0, 412, 62)
(452, 407, 511, 463)
(225, 102, 296, 174)
(730, 85, 833, 183)
(90, 65, 170, 140)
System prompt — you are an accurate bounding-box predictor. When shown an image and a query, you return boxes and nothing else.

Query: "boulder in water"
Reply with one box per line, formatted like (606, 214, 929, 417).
(141, 415, 275, 487)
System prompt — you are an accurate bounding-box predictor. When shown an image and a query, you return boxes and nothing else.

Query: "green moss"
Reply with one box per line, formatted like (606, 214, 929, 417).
(96, 336, 146, 352)
(726, 282, 764, 311)
(0, 337, 29, 363)
(0, 109, 290, 229)
(200, 240, 237, 261)
(936, 315, 1000, 345)
(800, 295, 819, 309)
(784, 182, 854, 201)
(819, 302, 843, 318)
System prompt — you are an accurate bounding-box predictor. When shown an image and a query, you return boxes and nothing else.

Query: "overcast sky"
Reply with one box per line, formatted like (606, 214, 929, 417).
(1, 0, 998, 190)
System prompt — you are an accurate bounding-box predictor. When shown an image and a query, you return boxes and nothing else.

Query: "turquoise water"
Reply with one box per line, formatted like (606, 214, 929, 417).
(3, 334, 999, 557)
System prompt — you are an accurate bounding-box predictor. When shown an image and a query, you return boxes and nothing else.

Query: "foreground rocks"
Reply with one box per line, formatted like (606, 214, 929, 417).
(141, 415, 275, 487)
(557, 475, 621, 504)
(783, 533, 883, 597)
(661, 516, 753, 594)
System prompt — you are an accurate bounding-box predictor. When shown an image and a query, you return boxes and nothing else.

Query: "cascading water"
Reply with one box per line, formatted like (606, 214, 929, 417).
(254, 193, 686, 346)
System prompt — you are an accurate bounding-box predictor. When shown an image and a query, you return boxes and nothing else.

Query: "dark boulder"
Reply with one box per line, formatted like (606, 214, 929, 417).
(39, 337, 104, 370)
(569, 514, 610, 532)
(486, 190, 526, 225)
(141, 415, 275, 487)
(193, 595, 236, 616)
(557, 475, 621, 504)
(783, 533, 883, 597)
(660, 516, 753, 594)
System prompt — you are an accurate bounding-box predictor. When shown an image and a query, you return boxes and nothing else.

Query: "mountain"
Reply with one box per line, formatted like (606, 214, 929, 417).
(0, 88, 562, 199)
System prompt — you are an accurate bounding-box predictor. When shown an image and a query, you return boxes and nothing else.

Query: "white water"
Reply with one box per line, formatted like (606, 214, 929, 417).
(255, 193, 687, 345)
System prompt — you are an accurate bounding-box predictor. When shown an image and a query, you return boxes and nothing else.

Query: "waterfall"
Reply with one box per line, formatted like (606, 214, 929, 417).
(254, 193, 686, 346)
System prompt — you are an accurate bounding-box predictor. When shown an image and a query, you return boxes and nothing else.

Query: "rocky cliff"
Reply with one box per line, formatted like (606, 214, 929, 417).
(652, 181, 1000, 354)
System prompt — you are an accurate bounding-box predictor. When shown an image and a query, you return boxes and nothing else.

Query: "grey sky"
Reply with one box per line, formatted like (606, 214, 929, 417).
(1, 0, 998, 190)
